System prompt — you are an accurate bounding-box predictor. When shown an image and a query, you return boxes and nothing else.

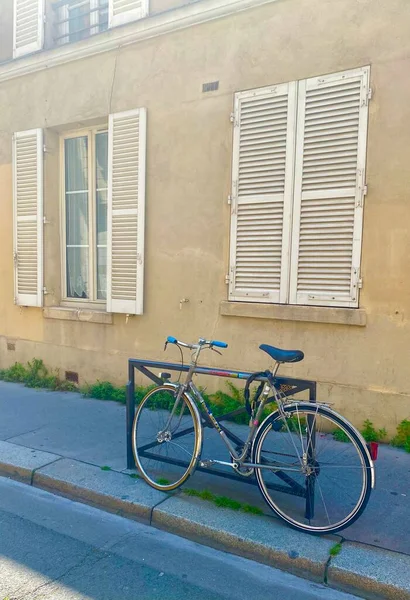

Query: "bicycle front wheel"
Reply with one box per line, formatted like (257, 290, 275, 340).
(132, 385, 202, 491)
(252, 404, 372, 534)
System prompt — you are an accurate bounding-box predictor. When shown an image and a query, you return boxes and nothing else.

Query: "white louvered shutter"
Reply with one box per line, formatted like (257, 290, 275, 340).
(13, 0, 44, 58)
(289, 67, 370, 308)
(12, 129, 43, 307)
(107, 109, 146, 315)
(109, 0, 148, 28)
(229, 82, 297, 303)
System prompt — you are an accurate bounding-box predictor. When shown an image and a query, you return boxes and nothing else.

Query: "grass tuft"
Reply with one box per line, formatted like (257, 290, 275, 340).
(391, 419, 410, 453)
(329, 542, 342, 557)
(241, 503, 264, 516)
(332, 429, 350, 443)
(157, 478, 170, 485)
(0, 359, 77, 392)
(360, 420, 387, 443)
(182, 487, 263, 515)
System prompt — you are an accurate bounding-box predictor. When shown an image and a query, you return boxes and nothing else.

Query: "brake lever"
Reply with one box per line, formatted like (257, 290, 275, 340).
(211, 346, 222, 356)
(164, 341, 168, 351)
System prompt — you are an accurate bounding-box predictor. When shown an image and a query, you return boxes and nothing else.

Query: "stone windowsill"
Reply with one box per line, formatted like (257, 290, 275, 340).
(43, 306, 113, 325)
(220, 301, 366, 326)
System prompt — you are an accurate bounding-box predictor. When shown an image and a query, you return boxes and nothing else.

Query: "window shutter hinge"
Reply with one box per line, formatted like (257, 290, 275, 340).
(357, 184, 367, 207)
(225, 274, 230, 284)
(363, 87, 372, 106)
(227, 195, 232, 205)
(43, 287, 49, 295)
(43, 145, 48, 153)
(358, 277, 363, 289)
(13, 251, 18, 265)
(230, 112, 238, 126)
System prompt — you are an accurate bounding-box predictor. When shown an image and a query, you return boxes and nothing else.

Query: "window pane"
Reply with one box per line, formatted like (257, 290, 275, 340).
(65, 137, 88, 192)
(66, 192, 89, 245)
(96, 132, 108, 300)
(66, 247, 89, 299)
(96, 132, 108, 190)
(69, 2, 90, 43)
(97, 247, 107, 300)
(96, 189, 107, 246)
(65, 136, 89, 299)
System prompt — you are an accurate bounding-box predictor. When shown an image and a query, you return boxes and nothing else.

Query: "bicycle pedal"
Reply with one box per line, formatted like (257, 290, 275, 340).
(199, 460, 215, 468)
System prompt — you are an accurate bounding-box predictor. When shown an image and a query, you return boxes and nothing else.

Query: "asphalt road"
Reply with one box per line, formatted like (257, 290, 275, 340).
(0, 477, 362, 600)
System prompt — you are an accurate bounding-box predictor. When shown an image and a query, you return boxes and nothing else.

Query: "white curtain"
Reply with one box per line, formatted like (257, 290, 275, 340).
(65, 136, 89, 299)
(96, 132, 108, 300)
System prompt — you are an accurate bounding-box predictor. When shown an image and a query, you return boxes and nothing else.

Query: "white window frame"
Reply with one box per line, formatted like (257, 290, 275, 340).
(60, 126, 108, 308)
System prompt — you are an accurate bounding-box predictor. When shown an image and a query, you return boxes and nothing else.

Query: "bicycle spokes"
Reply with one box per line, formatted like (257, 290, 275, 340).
(254, 405, 371, 533)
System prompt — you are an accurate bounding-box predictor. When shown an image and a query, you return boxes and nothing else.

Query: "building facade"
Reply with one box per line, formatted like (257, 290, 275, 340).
(0, 0, 409, 435)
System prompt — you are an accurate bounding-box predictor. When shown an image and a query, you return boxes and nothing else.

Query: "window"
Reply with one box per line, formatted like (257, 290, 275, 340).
(54, 0, 109, 46)
(13, 108, 146, 314)
(53, 0, 149, 47)
(62, 129, 108, 302)
(228, 66, 370, 309)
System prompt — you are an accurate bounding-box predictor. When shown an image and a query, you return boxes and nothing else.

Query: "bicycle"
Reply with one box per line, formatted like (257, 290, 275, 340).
(132, 336, 374, 534)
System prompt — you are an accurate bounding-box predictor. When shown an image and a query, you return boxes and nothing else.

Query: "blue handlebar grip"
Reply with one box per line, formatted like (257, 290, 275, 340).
(212, 340, 228, 348)
(167, 336, 177, 344)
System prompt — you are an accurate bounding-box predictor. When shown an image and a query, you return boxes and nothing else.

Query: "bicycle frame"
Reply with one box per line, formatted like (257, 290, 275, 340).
(135, 342, 314, 504)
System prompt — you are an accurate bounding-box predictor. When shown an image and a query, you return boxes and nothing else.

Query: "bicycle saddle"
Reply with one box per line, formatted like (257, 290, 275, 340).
(259, 344, 304, 363)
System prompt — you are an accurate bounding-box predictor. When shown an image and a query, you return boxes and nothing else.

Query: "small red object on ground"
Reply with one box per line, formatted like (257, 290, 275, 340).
(368, 441, 379, 460)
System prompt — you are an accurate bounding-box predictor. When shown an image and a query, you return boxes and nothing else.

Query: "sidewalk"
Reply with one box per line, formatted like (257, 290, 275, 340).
(0, 381, 409, 599)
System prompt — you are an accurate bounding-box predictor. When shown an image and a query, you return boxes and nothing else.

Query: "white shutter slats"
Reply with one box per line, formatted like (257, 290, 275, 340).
(107, 109, 146, 315)
(289, 67, 369, 307)
(229, 83, 297, 303)
(13, 0, 44, 58)
(13, 129, 43, 307)
(109, 0, 148, 28)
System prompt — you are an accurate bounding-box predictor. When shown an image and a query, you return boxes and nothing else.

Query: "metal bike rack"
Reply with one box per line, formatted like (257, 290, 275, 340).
(126, 359, 317, 516)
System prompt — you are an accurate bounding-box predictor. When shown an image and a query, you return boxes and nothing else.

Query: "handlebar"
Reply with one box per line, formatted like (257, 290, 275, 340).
(166, 336, 228, 350)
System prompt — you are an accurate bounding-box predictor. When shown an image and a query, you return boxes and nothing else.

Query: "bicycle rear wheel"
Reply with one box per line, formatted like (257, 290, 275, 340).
(252, 403, 373, 534)
(132, 385, 202, 491)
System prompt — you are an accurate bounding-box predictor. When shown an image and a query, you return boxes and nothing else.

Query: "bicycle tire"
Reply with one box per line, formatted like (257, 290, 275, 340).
(252, 403, 373, 534)
(132, 384, 202, 492)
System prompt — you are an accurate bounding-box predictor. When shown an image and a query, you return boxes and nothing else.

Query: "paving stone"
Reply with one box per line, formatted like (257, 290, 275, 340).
(34, 458, 168, 522)
(0, 440, 60, 483)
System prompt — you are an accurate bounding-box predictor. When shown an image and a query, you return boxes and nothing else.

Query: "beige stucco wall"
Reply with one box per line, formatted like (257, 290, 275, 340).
(1, 0, 410, 435)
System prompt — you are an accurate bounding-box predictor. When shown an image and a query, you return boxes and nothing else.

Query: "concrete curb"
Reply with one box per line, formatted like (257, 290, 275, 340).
(327, 542, 410, 600)
(152, 496, 331, 580)
(0, 440, 409, 600)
